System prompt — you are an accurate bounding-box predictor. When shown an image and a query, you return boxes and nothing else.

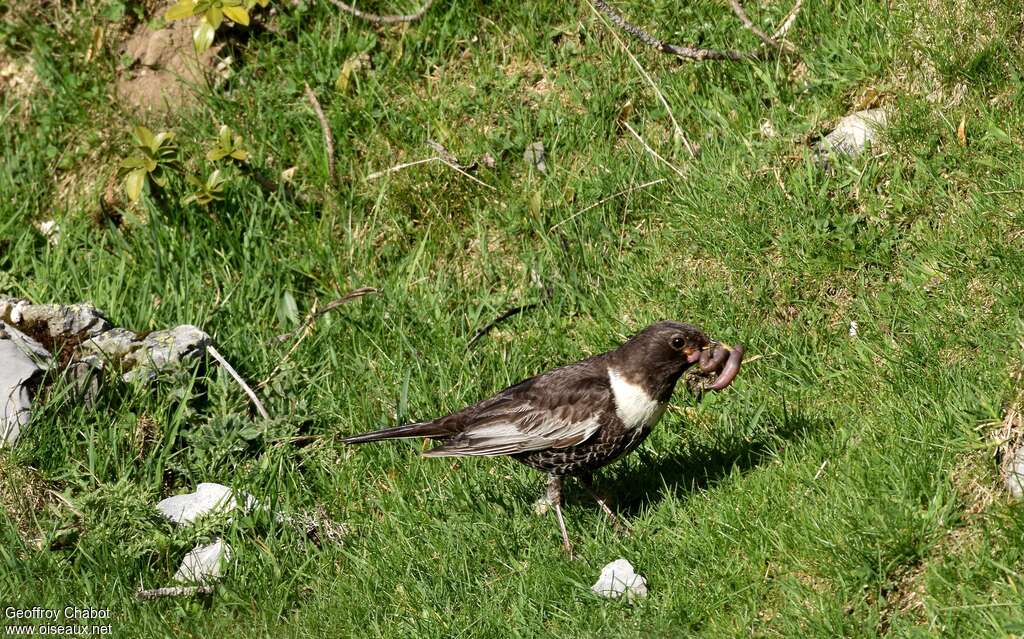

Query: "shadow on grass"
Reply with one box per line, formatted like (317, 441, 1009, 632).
(594, 407, 830, 516)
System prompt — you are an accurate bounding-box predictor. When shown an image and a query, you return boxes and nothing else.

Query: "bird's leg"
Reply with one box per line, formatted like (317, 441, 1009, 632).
(546, 474, 573, 557)
(578, 473, 631, 535)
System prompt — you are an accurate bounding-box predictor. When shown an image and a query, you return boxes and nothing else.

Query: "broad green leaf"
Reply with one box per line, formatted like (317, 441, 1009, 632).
(120, 155, 147, 170)
(205, 6, 223, 28)
(193, 19, 216, 52)
(207, 148, 228, 161)
(151, 171, 168, 187)
(143, 157, 158, 172)
(152, 131, 174, 152)
(222, 5, 249, 25)
(165, 0, 197, 20)
(132, 125, 155, 150)
(229, 149, 248, 161)
(124, 169, 146, 202)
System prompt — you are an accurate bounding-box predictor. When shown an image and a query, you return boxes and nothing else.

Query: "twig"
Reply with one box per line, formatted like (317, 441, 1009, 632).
(588, 1, 695, 156)
(772, 0, 803, 40)
(366, 156, 496, 190)
(727, 0, 789, 52)
(365, 157, 436, 180)
(304, 83, 336, 186)
(437, 158, 496, 191)
(207, 345, 270, 420)
(591, 0, 801, 61)
(274, 287, 378, 343)
(326, 0, 434, 23)
(591, 0, 757, 61)
(622, 122, 685, 178)
(137, 585, 214, 600)
(550, 178, 666, 230)
(468, 288, 554, 348)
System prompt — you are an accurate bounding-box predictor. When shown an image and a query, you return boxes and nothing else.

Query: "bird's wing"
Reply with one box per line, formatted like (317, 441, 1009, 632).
(422, 360, 611, 457)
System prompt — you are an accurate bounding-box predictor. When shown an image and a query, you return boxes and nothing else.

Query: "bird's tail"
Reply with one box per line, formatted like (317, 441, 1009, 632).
(341, 420, 448, 444)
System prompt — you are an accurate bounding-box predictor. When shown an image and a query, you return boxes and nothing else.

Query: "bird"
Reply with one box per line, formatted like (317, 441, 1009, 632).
(342, 320, 745, 555)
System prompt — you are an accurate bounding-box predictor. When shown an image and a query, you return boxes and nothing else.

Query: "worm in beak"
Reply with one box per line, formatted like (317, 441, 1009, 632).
(692, 343, 745, 391)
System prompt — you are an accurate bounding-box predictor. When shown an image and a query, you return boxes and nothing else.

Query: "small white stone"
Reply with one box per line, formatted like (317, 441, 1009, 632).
(174, 539, 231, 584)
(156, 483, 256, 525)
(848, 321, 858, 337)
(591, 558, 648, 601)
(817, 109, 887, 159)
(759, 119, 776, 138)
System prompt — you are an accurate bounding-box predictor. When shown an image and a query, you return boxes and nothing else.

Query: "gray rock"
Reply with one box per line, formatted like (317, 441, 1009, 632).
(174, 538, 231, 584)
(817, 109, 887, 159)
(156, 482, 257, 525)
(1005, 447, 1024, 499)
(123, 325, 211, 382)
(591, 559, 648, 601)
(524, 142, 547, 173)
(0, 297, 110, 339)
(80, 328, 142, 363)
(1, 322, 52, 447)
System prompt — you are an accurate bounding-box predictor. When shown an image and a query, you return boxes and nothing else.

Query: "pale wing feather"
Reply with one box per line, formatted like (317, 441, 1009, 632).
(422, 407, 601, 457)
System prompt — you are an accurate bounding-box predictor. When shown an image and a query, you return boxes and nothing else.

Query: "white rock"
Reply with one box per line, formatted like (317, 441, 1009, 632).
(591, 558, 648, 601)
(848, 321, 858, 338)
(174, 539, 231, 584)
(156, 483, 257, 525)
(0, 322, 52, 447)
(817, 109, 887, 159)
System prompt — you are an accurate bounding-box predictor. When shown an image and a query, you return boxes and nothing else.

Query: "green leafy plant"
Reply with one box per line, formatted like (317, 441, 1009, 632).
(183, 169, 228, 206)
(119, 126, 177, 203)
(165, 0, 269, 53)
(207, 124, 248, 162)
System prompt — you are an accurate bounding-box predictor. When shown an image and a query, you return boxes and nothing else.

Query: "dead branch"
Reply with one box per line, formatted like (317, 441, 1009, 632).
(304, 83, 337, 186)
(207, 345, 271, 420)
(590, 0, 801, 61)
(727, 0, 791, 52)
(772, 0, 803, 40)
(326, 0, 435, 24)
(137, 585, 214, 600)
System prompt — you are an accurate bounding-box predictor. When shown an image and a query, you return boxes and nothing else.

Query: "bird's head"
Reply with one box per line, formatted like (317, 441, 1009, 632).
(612, 320, 744, 400)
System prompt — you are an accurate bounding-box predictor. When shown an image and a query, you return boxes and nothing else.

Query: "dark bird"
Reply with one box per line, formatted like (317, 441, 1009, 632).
(343, 321, 745, 554)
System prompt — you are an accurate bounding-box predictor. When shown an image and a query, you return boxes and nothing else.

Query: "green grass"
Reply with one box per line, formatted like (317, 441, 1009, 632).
(3, 0, 1024, 635)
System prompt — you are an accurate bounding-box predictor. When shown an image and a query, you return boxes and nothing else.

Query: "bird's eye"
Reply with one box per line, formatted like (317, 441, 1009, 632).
(670, 336, 686, 350)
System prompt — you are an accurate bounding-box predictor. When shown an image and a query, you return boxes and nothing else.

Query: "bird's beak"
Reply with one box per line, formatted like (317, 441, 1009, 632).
(693, 342, 745, 391)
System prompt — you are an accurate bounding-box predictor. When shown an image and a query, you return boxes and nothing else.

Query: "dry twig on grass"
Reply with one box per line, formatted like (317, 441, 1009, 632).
(366, 151, 496, 191)
(591, 0, 801, 61)
(208, 345, 271, 420)
(327, 0, 435, 23)
(304, 83, 336, 186)
(136, 585, 214, 601)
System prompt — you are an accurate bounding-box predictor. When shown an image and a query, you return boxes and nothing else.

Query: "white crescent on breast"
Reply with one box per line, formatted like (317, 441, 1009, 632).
(607, 367, 667, 430)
